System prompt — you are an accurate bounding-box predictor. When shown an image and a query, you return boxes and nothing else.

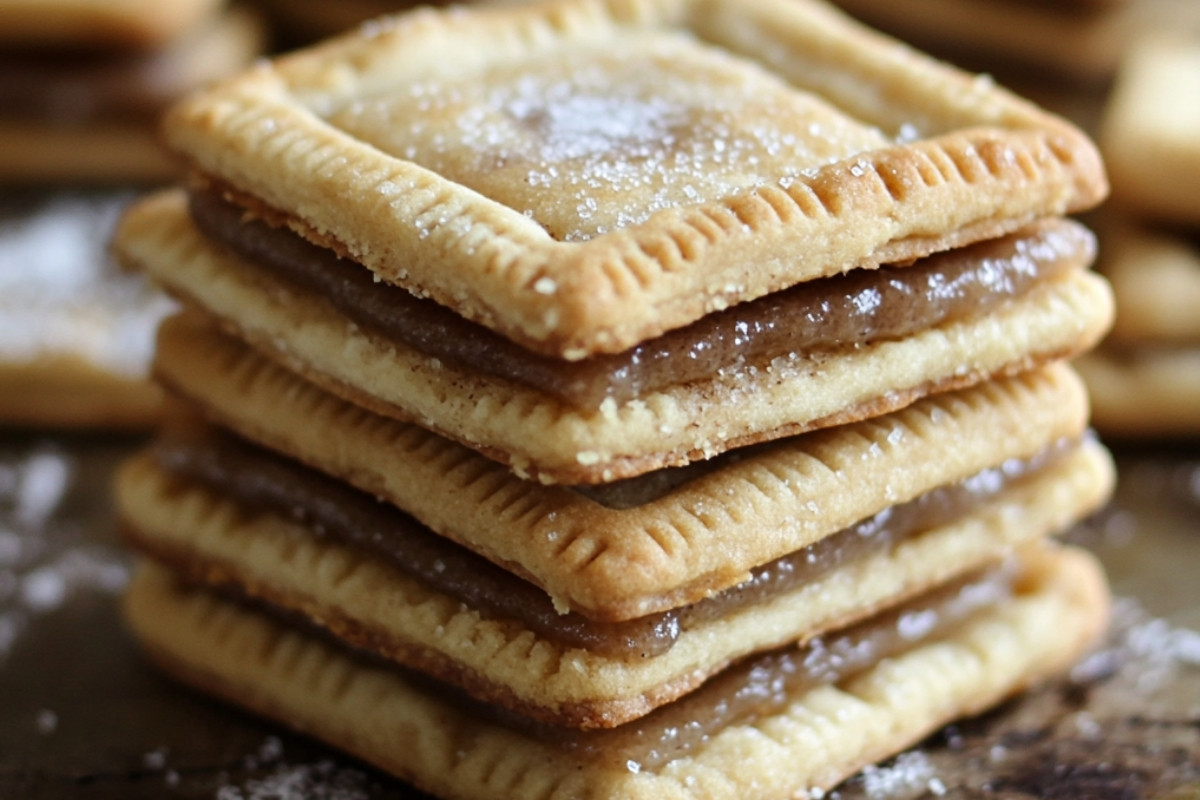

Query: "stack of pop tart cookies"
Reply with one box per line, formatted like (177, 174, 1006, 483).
(113, 0, 1119, 797)
(0, 0, 264, 184)
(1077, 33, 1200, 438)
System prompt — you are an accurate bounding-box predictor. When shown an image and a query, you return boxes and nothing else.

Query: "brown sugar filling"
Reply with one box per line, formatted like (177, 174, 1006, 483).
(504, 564, 1016, 771)
(228, 559, 1015, 769)
(151, 425, 1066, 659)
(187, 188, 1092, 408)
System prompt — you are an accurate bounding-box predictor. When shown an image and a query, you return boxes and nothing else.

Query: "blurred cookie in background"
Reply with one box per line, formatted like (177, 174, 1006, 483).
(1077, 223, 1200, 438)
(0, 0, 266, 184)
(1100, 32, 1200, 226)
(828, 0, 1200, 88)
(0, 191, 173, 429)
(1078, 33, 1200, 439)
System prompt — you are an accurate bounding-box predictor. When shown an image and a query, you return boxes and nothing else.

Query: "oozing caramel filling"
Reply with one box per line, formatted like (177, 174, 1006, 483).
(239, 561, 1015, 769)
(152, 426, 1064, 659)
(188, 189, 1092, 408)
(511, 565, 1016, 770)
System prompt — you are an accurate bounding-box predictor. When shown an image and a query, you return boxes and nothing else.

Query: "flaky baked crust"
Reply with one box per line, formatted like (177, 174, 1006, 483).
(123, 544, 1110, 800)
(117, 192, 1114, 484)
(161, 0, 1107, 359)
(117, 440, 1113, 727)
(145, 315, 1097, 619)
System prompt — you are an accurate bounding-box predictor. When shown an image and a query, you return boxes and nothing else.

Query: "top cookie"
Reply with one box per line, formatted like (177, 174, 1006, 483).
(0, 0, 224, 50)
(163, 0, 1106, 359)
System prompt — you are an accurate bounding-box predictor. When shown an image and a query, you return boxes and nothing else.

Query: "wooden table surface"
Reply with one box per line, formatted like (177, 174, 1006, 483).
(1, 432, 1197, 800)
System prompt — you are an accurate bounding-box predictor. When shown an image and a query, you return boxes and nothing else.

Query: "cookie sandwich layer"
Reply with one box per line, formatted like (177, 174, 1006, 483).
(147, 316, 1101, 621)
(117, 190, 1112, 483)
(124, 543, 1109, 800)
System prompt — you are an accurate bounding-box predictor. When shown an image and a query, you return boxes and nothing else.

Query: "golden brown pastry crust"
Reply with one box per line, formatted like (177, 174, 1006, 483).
(117, 192, 1114, 484)
(144, 312, 1098, 620)
(161, 0, 1107, 359)
(123, 544, 1110, 800)
(116, 439, 1113, 727)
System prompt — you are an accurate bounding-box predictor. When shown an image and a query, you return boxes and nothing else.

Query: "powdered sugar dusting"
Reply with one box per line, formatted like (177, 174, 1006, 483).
(127, 732, 376, 799)
(327, 34, 888, 241)
(0, 192, 173, 375)
(215, 761, 372, 800)
(0, 444, 130, 666)
(823, 592, 1200, 799)
(858, 752, 945, 798)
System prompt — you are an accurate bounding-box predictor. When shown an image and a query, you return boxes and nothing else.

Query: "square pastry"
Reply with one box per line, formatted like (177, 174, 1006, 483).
(113, 1, 1115, 797)
(0, 1, 264, 183)
(117, 313, 1114, 727)
(122, 0, 1112, 482)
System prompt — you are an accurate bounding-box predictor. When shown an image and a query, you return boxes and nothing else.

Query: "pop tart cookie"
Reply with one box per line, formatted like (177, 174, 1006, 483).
(121, 0, 1111, 481)
(0, 1, 264, 184)
(124, 542, 1109, 800)
(114, 2, 1115, 796)
(0, 192, 171, 428)
(116, 318, 1113, 726)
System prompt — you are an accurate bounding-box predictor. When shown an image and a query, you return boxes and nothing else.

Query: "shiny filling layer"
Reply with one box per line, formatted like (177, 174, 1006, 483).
(513, 565, 1015, 770)
(152, 425, 1063, 658)
(188, 189, 1090, 407)
(240, 561, 1015, 769)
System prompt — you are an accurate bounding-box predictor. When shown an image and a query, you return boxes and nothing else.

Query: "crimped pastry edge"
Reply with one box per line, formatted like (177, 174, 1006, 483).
(161, 0, 1106, 357)
(117, 189, 1114, 486)
(117, 439, 1113, 727)
(146, 312, 1098, 617)
(122, 543, 1111, 800)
